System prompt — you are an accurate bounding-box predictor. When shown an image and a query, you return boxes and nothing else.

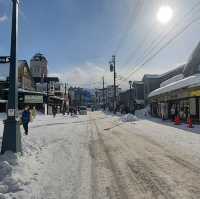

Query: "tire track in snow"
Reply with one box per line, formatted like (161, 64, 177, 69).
(92, 119, 129, 199)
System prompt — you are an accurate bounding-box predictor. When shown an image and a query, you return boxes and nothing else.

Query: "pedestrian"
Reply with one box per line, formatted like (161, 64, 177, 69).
(22, 106, 31, 135)
(185, 107, 189, 121)
(52, 105, 57, 118)
(170, 106, 175, 121)
(32, 106, 37, 119)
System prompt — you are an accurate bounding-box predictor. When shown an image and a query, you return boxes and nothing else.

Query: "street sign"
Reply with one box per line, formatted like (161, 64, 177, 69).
(8, 109, 15, 117)
(0, 56, 10, 64)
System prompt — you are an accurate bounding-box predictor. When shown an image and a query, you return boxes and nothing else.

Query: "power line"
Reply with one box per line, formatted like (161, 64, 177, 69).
(122, 15, 200, 81)
(113, 0, 144, 55)
(122, 1, 200, 74)
(130, 1, 200, 68)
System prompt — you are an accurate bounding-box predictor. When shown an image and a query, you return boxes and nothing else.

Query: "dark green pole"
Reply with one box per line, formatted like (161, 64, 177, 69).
(1, 0, 22, 154)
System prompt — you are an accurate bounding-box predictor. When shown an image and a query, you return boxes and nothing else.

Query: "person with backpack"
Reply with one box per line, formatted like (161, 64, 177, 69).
(22, 106, 31, 135)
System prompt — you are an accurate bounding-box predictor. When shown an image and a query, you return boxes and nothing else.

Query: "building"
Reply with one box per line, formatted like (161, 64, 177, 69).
(68, 87, 92, 107)
(142, 74, 160, 105)
(95, 88, 104, 108)
(119, 90, 130, 113)
(148, 41, 200, 122)
(30, 53, 48, 79)
(132, 81, 145, 109)
(18, 60, 34, 91)
(105, 85, 121, 110)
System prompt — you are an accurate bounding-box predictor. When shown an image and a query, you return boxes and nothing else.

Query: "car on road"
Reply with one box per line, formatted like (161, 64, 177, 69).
(79, 106, 87, 115)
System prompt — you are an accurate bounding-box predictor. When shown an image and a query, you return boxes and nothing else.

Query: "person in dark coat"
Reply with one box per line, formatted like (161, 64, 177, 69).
(52, 105, 57, 118)
(22, 107, 31, 135)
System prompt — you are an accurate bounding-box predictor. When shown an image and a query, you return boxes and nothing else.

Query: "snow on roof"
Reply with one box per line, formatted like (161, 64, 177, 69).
(148, 74, 200, 98)
(160, 74, 184, 88)
(143, 74, 160, 79)
(133, 81, 144, 85)
(159, 64, 185, 78)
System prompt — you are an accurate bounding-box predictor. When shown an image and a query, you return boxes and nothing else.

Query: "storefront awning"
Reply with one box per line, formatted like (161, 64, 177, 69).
(149, 74, 200, 98)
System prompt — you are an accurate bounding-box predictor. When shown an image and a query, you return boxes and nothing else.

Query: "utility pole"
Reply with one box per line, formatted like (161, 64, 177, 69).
(63, 83, 67, 115)
(1, 0, 21, 154)
(109, 55, 117, 113)
(102, 76, 105, 110)
(65, 83, 67, 95)
(129, 80, 132, 113)
(46, 81, 49, 115)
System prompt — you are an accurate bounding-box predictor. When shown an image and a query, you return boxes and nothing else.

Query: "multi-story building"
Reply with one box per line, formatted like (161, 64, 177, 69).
(149, 41, 200, 122)
(30, 53, 48, 79)
(142, 74, 160, 105)
(105, 85, 121, 110)
(132, 81, 145, 109)
(68, 87, 84, 107)
(95, 88, 105, 108)
(18, 60, 34, 91)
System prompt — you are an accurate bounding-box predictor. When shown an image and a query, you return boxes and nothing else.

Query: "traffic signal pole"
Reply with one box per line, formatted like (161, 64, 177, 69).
(1, 0, 22, 154)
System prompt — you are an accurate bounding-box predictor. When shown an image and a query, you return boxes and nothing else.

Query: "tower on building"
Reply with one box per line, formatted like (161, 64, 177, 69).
(30, 53, 48, 80)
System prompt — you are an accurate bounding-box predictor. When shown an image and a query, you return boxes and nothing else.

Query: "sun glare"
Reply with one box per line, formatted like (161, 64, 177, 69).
(157, 6, 173, 24)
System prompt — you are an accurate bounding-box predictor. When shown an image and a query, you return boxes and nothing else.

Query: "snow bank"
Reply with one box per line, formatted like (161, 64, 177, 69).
(121, 114, 138, 122)
(0, 152, 23, 197)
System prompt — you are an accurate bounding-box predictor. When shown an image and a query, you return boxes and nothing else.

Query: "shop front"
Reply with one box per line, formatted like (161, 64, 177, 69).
(47, 95, 64, 114)
(19, 90, 45, 113)
(149, 77, 200, 122)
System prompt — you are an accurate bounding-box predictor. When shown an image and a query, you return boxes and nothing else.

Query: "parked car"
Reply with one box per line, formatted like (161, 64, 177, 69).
(79, 106, 87, 115)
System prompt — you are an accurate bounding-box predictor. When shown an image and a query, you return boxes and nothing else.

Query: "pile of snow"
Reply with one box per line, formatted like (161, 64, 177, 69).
(121, 114, 138, 122)
(135, 108, 150, 118)
(0, 152, 23, 197)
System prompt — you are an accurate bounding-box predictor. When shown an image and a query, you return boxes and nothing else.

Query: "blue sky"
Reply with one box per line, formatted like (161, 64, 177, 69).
(1, 0, 200, 89)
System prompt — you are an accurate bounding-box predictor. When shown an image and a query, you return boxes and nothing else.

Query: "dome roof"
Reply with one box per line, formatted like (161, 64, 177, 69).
(31, 53, 47, 62)
(183, 42, 200, 77)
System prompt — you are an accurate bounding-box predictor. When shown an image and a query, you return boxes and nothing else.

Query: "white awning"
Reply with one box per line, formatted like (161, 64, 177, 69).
(148, 74, 200, 98)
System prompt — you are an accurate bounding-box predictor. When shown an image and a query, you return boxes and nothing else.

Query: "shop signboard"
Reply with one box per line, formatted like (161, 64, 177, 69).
(190, 90, 200, 97)
(24, 95, 43, 104)
(189, 98, 196, 115)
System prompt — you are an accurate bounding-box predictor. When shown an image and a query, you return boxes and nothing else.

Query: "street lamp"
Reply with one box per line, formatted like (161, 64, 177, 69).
(129, 80, 132, 113)
(1, 0, 22, 154)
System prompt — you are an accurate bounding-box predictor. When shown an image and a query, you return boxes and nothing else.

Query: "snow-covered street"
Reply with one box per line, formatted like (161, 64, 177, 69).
(0, 111, 200, 199)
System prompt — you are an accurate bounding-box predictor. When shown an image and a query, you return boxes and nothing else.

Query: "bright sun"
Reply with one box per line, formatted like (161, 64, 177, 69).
(157, 6, 173, 24)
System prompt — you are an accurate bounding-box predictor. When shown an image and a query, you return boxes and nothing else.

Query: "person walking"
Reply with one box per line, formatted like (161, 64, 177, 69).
(22, 106, 31, 135)
(171, 106, 175, 121)
(32, 106, 37, 119)
(52, 105, 57, 118)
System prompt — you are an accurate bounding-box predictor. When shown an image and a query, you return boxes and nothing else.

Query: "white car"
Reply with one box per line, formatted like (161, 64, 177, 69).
(79, 106, 87, 115)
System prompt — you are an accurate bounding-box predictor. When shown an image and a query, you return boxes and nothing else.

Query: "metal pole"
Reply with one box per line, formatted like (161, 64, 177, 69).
(129, 81, 132, 113)
(47, 81, 49, 115)
(65, 83, 67, 95)
(102, 77, 105, 110)
(113, 55, 116, 114)
(129, 83, 131, 113)
(1, 0, 22, 154)
(63, 83, 67, 115)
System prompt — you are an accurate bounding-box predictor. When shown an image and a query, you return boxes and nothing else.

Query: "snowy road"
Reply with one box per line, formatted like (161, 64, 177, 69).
(2, 112, 200, 199)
